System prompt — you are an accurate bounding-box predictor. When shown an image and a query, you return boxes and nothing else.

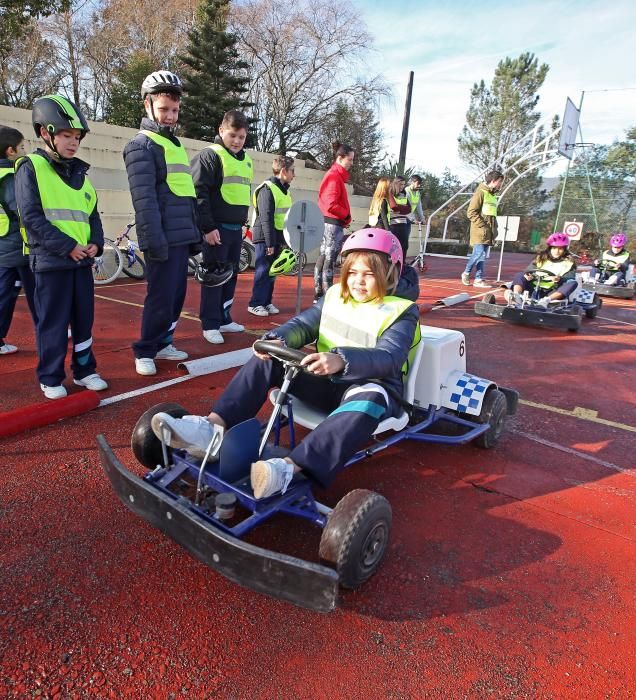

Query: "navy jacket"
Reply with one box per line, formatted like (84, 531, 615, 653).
(0, 158, 28, 268)
(123, 118, 200, 261)
(190, 136, 250, 232)
(251, 177, 290, 248)
(14, 149, 104, 273)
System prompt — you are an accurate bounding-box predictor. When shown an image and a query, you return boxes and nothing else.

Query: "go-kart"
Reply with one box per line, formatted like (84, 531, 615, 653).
(474, 268, 602, 332)
(581, 261, 635, 299)
(97, 327, 518, 612)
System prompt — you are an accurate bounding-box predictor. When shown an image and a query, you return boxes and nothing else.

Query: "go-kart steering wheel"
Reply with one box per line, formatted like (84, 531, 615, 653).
(527, 267, 557, 280)
(253, 340, 307, 368)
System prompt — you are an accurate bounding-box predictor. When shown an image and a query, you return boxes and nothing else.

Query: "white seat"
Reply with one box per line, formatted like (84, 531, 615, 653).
(270, 330, 425, 435)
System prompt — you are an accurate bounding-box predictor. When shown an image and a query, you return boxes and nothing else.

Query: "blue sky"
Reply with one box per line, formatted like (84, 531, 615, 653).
(351, 0, 636, 181)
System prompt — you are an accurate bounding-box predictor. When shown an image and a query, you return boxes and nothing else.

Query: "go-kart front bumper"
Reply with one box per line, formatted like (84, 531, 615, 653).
(97, 435, 338, 613)
(474, 300, 583, 331)
(582, 282, 634, 299)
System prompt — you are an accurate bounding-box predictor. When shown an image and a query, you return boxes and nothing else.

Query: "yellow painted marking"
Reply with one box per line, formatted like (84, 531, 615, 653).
(520, 399, 636, 433)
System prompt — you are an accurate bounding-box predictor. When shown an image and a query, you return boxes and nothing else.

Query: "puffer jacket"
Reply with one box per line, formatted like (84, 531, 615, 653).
(14, 149, 104, 273)
(0, 158, 28, 268)
(467, 183, 497, 246)
(265, 288, 420, 411)
(123, 118, 200, 261)
(318, 162, 351, 227)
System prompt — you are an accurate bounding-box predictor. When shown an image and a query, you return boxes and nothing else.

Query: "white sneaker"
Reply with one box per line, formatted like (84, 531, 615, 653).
(135, 357, 157, 376)
(535, 296, 550, 309)
(461, 272, 470, 286)
(473, 279, 490, 288)
(606, 273, 619, 286)
(40, 384, 67, 400)
(155, 344, 188, 361)
(265, 304, 280, 315)
(203, 329, 224, 344)
(74, 373, 108, 391)
(219, 321, 244, 333)
(250, 458, 295, 499)
(248, 305, 269, 317)
(150, 412, 224, 460)
(0, 343, 18, 355)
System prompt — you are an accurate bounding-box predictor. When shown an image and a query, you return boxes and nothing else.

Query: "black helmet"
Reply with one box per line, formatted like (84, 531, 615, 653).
(194, 262, 234, 288)
(32, 95, 89, 139)
(141, 71, 183, 99)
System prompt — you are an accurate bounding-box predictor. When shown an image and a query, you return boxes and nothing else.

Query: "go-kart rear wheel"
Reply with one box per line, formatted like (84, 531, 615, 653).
(483, 293, 496, 304)
(319, 489, 392, 589)
(585, 294, 602, 318)
(131, 402, 188, 468)
(470, 388, 507, 449)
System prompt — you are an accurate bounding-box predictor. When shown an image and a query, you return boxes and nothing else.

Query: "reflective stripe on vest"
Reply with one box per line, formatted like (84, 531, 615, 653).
(0, 167, 12, 236)
(481, 189, 498, 217)
(208, 143, 253, 206)
(388, 194, 408, 224)
(316, 284, 420, 375)
(602, 249, 629, 269)
(140, 130, 196, 198)
(252, 180, 292, 230)
(406, 186, 421, 213)
(22, 153, 96, 246)
(535, 258, 574, 288)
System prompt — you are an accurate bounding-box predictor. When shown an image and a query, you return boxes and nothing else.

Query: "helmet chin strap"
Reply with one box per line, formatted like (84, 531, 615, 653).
(43, 132, 65, 160)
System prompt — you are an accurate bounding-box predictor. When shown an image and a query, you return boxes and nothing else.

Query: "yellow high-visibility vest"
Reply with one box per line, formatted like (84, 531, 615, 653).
(481, 189, 498, 217)
(208, 143, 253, 206)
(0, 167, 13, 236)
(252, 180, 292, 230)
(140, 130, 196, 198)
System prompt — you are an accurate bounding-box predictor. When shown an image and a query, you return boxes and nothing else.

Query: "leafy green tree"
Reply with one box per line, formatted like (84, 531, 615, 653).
(178, 0, 251, 141)
(0, 0, 69, 62)
(104, 52, 155, 128)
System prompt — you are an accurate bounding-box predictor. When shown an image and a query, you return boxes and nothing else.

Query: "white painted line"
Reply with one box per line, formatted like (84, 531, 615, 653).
(597, 315, 636, 327)
(99, 374, 194, 406)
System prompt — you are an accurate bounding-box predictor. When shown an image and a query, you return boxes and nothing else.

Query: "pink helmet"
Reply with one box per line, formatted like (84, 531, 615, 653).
(546, 232, 570, 248)
(610, 232, 627, 248)
(341, 228, 403, 270)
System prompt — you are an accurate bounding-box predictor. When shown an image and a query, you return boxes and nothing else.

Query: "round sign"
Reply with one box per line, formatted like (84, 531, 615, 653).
(284, 200, 324, 253)
(563, 221, 583, 239)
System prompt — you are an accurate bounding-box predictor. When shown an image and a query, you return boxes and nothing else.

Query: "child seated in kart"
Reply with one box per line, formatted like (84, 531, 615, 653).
(151, 228, 420, 499)
(588, 233, 631, 285)
(504, 232, 577, 308)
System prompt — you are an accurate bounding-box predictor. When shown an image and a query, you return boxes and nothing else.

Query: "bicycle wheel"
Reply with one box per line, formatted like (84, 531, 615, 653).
(239, 241, 254, 273)
(93, 239, 123, 284)
(284, 251, 307, 276)
(120, 249, 146, 280)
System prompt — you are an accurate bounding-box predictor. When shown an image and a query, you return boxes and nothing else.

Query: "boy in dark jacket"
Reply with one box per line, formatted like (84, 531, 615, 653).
(123, 70, 200, 376)
(0, 125, 37, 355)
(247, 155, 294, 317)
(15, 96, 107, 399)
(191, 110, 253, 344)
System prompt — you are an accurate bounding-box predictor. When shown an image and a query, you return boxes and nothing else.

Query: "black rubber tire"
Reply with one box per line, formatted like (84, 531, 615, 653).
(239, 241, 254, 273)
(121, 252, 146, 280)
(131, 402, 188, 469)
(470, 388, 508, 449)
(319, 489, 392, 589)
(585, 294, 602, 319)
(483, 292, 496, 304)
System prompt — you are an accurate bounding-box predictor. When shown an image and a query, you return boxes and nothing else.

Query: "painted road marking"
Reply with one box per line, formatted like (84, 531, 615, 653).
(596, 315, 636, 327)
(99, 374, 194, 406)
(520, 399, 636, 433)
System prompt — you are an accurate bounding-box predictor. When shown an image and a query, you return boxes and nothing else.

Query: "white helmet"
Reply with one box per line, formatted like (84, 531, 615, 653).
(141, 71, 183, 98)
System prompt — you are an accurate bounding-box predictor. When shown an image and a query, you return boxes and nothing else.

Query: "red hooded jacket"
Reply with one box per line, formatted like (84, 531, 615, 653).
(318, 162, 351, 227)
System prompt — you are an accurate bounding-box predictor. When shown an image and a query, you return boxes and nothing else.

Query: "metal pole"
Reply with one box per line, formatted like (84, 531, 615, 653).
(295, 203, 306, 315)
(496, 217, 509, 282)
(398, 71, 414, 174)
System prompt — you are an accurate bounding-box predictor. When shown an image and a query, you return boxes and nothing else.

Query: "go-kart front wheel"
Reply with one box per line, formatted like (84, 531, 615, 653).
(470, 388, 507, 449)
(585, 294, 602, 319)
(131, 402, 188, 468)
(319, 489, 392, 589)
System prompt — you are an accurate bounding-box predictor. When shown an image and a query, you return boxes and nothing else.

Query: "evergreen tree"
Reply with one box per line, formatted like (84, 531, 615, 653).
(178, 0, 251, 142)
(104, 53, 155, 129)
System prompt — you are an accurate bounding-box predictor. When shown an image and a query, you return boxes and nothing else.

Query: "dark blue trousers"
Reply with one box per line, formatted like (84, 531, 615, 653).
(200, 224, 242, 330)
(0, 264, 37, 344)
(249, 242, 278, 308)
(134, 245, 189, 359)
(35, 266, 96, 385)
(390, 222, 410, 261)
(213, 355, 393, 488)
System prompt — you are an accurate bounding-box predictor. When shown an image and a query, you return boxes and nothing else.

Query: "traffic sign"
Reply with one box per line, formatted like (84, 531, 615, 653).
(563, 221, 583, 240)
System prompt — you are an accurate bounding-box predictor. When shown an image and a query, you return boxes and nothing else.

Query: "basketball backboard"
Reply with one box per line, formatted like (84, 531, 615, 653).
(558, 98, 580, 160)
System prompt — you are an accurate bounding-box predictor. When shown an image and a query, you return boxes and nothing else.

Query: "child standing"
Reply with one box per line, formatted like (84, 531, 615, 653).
(191, 110, 253, 344)
(14, 96, 107, 399)
(0, 126, 37, 355)
(247, 155, 295, 317)
(589, 233, 631, 285)
(124, 70, 200, 376)
(367, 177, 410, 231)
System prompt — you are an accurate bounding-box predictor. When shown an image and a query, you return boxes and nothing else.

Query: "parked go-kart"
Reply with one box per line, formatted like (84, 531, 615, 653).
(474, 267, 602, 332)
(582, 261, 635, 299)
(97, 326, 518, 612)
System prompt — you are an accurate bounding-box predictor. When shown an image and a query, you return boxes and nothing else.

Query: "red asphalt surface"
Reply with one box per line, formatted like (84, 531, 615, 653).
(1, 253, 635, 698)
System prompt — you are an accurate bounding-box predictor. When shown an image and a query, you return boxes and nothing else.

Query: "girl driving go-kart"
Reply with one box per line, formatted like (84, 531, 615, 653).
(587, 232, 631, 286)
(505, 232, 577, 307)
(150, 228, 420, 500)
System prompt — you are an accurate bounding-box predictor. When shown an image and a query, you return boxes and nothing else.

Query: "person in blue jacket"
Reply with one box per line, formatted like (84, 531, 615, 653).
(150, 229, 421, 500)
(0, 125, 37, 355)
(14, 96, 108, 399)
(123, 71, 201, 376)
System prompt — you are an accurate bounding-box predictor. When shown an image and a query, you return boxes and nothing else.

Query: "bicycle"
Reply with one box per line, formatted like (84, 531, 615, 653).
(92, 238, 123, 285)
(115, 222, 146, 280)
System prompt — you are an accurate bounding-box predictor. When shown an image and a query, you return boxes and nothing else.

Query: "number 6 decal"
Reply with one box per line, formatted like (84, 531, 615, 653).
(459, 340, 465, 357)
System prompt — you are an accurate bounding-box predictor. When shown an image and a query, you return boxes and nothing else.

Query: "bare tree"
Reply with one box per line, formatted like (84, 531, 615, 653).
(230, 0, 389, 154)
